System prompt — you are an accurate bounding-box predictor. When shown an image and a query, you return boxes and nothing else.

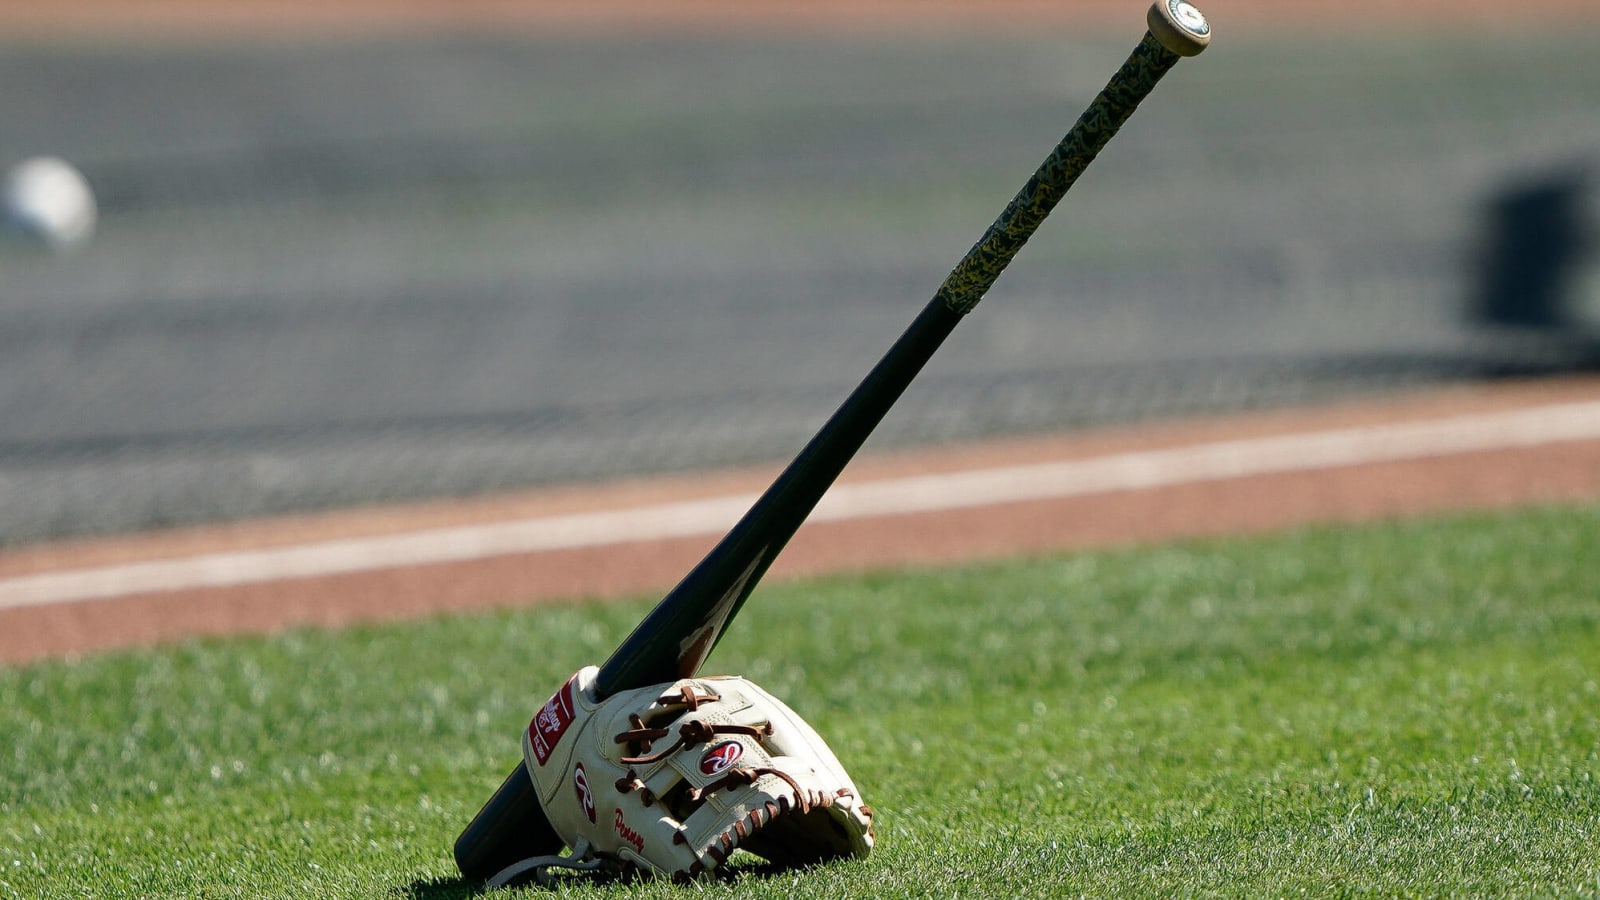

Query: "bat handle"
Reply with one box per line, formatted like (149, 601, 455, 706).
(452, 2, 1214, 881)
(452, 764, 563, 882)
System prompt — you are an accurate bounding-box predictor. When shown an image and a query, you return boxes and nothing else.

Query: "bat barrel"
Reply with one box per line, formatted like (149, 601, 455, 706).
(453, 764, 561, 882)
(592, 298, 964, 697)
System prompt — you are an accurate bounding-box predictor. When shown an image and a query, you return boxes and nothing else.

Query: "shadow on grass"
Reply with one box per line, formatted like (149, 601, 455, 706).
(398, 859, 803, 897)
(395, 876, 480, 900)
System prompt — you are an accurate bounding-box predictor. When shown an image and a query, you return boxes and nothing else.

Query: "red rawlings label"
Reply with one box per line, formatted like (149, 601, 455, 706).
(528, 676, 577, 766)
(699, 740, 744, 775)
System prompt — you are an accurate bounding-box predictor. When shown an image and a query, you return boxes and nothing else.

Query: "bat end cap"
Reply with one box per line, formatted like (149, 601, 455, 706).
(1148, 0, 1212, 57)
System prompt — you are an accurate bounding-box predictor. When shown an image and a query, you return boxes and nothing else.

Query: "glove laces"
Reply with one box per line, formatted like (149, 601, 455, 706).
(616, 718, 773, 765)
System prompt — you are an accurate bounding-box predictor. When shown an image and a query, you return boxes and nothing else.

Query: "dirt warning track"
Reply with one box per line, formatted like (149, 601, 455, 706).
(3, 377, 1598, 666)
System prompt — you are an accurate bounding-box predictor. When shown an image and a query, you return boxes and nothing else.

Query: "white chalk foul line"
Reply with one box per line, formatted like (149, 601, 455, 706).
(3, 399, 1599, 611)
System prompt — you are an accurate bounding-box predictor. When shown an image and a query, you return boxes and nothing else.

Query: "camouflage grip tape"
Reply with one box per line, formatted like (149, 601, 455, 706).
(934, 32, 1184, 316)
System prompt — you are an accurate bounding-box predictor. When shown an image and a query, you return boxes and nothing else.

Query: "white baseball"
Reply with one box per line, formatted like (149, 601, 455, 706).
(3, 156, 98, 251)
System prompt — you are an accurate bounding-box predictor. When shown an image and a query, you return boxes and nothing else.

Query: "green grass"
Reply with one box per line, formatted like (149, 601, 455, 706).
(4, 504, 1598, 898)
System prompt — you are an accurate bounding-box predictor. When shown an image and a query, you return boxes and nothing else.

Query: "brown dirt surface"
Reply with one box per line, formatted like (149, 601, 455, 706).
(4, 376, 1599, 666)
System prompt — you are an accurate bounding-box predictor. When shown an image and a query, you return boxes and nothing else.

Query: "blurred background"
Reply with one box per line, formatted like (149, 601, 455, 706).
(1, 1, 1596, 546)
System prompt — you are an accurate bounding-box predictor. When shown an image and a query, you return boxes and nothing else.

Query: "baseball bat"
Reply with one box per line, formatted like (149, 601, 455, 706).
(455, 1, 1210, 881)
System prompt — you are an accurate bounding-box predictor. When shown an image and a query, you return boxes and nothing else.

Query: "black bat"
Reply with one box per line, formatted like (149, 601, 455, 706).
(455, 1, 1210, 880)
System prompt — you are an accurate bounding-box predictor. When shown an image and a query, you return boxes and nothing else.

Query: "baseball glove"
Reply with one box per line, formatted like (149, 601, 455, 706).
(487, 665, 874, 886)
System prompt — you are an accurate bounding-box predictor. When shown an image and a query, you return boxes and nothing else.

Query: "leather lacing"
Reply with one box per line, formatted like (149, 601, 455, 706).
(614, 769, 656, 805)
(611, 694, 778, 805)
(615, 717, 773, 766)
(602, 686, 868, 878)
(690, 766, 808, 809)
(610, 686, 721, 761)
(677, 785, 864, 877)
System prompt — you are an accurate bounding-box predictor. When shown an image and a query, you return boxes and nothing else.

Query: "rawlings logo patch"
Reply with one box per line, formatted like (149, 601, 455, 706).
(573, 763, 596, 823)
(529, 676, 577, 766)
(614, 808, 645, 853)
(699, 740, 744, 775)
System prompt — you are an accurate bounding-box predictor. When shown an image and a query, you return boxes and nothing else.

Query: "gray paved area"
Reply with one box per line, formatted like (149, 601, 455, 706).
(1, 30, 1597, 543)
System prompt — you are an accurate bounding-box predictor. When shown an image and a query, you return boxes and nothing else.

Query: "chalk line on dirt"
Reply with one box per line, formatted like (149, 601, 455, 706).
(3, 399, 1599, 612)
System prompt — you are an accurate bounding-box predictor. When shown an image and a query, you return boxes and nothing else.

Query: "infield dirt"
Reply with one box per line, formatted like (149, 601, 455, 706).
(3, 377, 1598, 665)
